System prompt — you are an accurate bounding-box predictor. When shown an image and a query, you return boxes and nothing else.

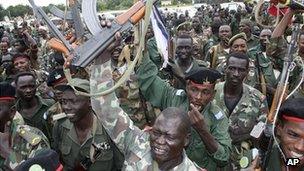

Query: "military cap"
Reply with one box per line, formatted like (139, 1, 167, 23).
(0, 81, 16, 100)
(12, 53, 30, 62)
(229, 32, 247, 47)
(279, 97, 304, 122)
(185, 67, 222, 84)
(55, 78, 90, 93)
(15, 149, 62, 171)
(47, 68, 66, 87)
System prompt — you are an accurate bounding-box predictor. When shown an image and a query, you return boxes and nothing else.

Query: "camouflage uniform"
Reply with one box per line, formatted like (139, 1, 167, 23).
(246, 34, 259, 49)
(0, 120, 50, 170)
(267, 36, 303, 91)
(214, 82, 268, 169)
(112, 63, 156, 129)
(52, 115, 124, 171)
(248, 45, 277, 88)
(205, 43, 230, 73)
(135, 54, 231, 170)
(90, 70, 204, 171)
(202, 35, 220, 58)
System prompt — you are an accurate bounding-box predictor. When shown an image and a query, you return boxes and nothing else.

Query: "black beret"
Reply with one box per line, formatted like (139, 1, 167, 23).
(0, 81, 15, 100)
(185, 67, 222, 84)
(279, 97, 304, 121)
(47, 68, 66, 87)
(15, 149, 62, 171)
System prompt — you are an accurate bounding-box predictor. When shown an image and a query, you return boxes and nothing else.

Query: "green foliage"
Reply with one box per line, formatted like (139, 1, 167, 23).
(97, 0, 133, 11)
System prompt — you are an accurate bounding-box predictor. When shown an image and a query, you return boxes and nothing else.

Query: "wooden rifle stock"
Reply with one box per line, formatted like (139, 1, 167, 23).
(116, 1, 145, 25)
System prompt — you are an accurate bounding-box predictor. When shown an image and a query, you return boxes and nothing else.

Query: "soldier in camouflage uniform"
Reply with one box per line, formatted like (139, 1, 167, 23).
(111, 45, 156, 129)
(89, 68, 204, 170)
(205, 24, 232, 73)
(239, 19, 260, 49)
(248, 29, 277, 105)
(135, 50, 231, 170)
(213, 52, 268, 170)
(0, 82, 50, 170)
(202, 21, 221, 58)
(52, 78, 124, 171)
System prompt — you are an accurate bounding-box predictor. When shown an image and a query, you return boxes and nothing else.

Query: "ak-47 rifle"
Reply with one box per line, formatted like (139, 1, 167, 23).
(29, 0, 151, 68)
(261, 22, 301, 170)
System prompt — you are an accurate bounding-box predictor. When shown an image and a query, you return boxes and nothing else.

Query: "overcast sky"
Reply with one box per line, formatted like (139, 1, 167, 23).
(0, 0, 65, 8)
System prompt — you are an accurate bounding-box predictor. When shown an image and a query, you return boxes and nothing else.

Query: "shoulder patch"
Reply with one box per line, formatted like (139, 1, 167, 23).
(175, 89, 184, 96)
(214, 111, 224, 120)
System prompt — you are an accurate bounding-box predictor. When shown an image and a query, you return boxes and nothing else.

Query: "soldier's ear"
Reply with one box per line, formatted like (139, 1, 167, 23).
(276, 121, 284, 138)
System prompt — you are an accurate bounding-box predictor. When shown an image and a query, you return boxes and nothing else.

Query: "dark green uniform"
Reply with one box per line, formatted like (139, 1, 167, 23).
(52, 115, 124, 171)
(16, 95, 54, 144)
(136, 53, 231, 170)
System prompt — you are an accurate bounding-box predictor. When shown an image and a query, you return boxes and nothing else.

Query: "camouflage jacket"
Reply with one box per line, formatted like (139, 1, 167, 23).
(90, 66, 203, 170)
(214, 82, 268, 169)
(246, 34, 259, 50)
(135, 53, 231, 170)
(0, 121, 50, 170)
(205, 43, 230, 73)
(267, 36, 303, 91)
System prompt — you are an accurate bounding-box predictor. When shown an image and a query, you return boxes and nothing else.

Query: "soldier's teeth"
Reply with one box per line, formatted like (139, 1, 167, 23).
(155, 148, 165, 153)
(291, 151, 304, 158)
(66, 114, 75, 117)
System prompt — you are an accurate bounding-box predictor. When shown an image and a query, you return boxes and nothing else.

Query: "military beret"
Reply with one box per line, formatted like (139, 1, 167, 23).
(185, 67, 222, 84)
(47, 68, 66, 87)
(279, 97, 304, 122)
(15, 149, 62, 171)
(12, 53, 30, 62)
(229, 32, 247, 47)
(0, 81, 16, 100)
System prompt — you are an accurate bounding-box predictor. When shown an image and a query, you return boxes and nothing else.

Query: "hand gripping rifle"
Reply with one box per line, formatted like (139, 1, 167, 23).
(28, 0, 149, 68)
(261, 22, 301, 170)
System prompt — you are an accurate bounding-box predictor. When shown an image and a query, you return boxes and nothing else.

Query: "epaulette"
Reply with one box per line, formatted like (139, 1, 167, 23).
(17, 125, 42, 146)
(52, 113, 67, 122)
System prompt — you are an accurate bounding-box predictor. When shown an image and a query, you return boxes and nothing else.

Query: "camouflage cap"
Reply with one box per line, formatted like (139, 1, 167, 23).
(229, 32, 247, 47)
(55, 78, 90, 93)
(185, 67, 222, 84)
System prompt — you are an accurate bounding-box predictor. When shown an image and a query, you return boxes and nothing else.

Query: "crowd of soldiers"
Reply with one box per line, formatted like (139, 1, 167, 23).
(0, 1, 304, 171)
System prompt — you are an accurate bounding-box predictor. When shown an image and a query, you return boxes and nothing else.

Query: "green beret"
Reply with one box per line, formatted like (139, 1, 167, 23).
(229, 32, 247, 47)
(185, 67, 222, 84)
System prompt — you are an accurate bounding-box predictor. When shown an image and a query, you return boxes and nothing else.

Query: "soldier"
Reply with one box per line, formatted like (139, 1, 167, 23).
(205, 24, 232, 72)
(214, 52, 268, 170)
(14, 72, 54, 144)
(267, 9, 303, 92)
(0, 82, 50, 170)
(202, 20, 221, 58)
(169, 34, 201, 89)
(249, 29, 277, 105)
(52, 78, 124, 170)
(190, 16, 206, 50)
(136, 51, 231, 170)
(239, 19, 259, 49)
(263, 97, 304, 170)
(91, 80, 204, 170)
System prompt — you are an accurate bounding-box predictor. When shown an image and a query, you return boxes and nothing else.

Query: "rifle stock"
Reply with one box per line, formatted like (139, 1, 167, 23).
(116, 1, 145, 25)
